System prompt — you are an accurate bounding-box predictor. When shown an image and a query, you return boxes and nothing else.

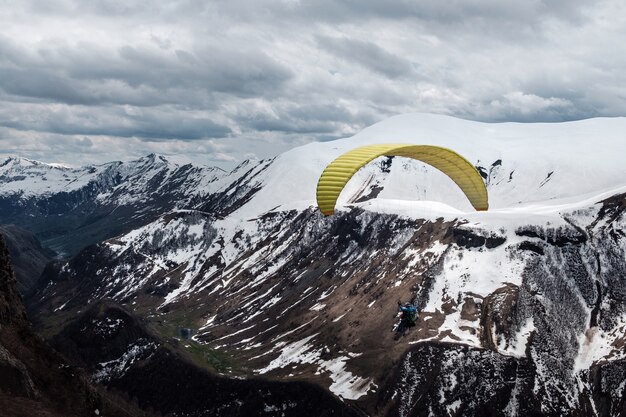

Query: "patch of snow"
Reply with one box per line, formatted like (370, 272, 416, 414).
(333, 313, 347, 322)
(256, 334, 374, 400)
(574, 314, 626, 371)
(54, 300, 70, 312)
(310, 303, 326, 311)
(93, 340, 157, 382)
(500, 318, 536, 357)
(256, 334, 320, 374)
(320, 355, 374, 400)
(214, 324, 256, 341)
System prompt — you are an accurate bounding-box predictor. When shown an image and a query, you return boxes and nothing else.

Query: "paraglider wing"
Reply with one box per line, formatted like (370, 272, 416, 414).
(316, 144, 488, 215)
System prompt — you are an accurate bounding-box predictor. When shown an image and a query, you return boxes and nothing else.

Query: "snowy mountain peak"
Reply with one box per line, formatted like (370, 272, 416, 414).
(137, 153, 173, 166)
(0, 153, 227, 255)
(230, 113, 626, 218)
(0, 155, 74, 171)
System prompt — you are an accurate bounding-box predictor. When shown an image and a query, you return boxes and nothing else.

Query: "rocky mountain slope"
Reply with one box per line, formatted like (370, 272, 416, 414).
(10, 114, 626, 415)
(48, 301, 361, 417)
(0, 224, 55, 295)
(0, 232, 359, 417)
(0, 234, 151, 417)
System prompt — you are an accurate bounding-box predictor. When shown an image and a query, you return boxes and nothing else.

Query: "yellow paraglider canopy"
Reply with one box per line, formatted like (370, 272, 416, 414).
(316, 144, 488, 215)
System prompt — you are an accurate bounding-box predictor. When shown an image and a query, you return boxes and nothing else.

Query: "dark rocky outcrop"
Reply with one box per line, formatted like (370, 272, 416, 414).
(0, 224, 55, 295)
(379, 343, 542, 417)
(0, 235, 28, 325)
(515, 225, 587, 247)
(588, 360, 626, 417)
(0, 235, 149, 417)
(445, 227, 507, 249)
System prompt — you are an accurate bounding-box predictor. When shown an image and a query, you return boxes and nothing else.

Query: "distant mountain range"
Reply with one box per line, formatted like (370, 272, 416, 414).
(2, 114, 626, 416)
(0, 153, 225, 256)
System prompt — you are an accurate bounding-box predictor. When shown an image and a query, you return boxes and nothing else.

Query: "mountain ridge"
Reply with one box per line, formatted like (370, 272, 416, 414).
(0, 152, 228, 256)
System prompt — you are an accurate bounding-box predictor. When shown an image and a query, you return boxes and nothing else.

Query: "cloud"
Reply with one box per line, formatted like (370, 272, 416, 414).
(0, 35, 293, 106)
(0, 0, 625, 167)
(0, 101, 232, 140)
(316, 36, 415, 79)
(484, 92, 575, 121)
(205, 0, 595, 29)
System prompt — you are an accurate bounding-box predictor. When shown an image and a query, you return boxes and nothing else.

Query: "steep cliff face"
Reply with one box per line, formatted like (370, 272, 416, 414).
(379, 343, 540, 417)
(0, 224, 55, 295)
(0, 235, 148, 417)
(379, 192, 626, 417)
(0, 234, 28, 325)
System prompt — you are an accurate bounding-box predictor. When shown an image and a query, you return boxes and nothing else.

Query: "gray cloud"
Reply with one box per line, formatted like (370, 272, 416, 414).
(207, 0, 594, 27)
(0, 0, 625, 166)
(0, 102, 231, 140)
(236, 102, 376, 135)
(0, 35, 293, 106)
(316, 36, 415, 79)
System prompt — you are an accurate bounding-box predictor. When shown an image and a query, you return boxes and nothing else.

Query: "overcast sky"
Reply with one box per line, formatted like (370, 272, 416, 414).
(1, 0, 625, 167)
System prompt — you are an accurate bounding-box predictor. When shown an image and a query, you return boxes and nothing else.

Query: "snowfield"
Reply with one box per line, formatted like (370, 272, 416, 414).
(230, 113, 626, 217)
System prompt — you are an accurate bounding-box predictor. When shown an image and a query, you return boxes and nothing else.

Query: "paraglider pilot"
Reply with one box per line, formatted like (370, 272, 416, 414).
(394, 302, 417, 336)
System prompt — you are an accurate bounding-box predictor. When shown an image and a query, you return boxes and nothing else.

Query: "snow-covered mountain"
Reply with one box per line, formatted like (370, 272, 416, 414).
(198, 112, 626, 216)
(0, 153, 225, 256)
(20, 114, 626, 416)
